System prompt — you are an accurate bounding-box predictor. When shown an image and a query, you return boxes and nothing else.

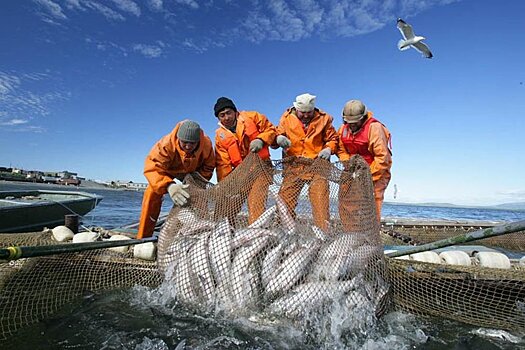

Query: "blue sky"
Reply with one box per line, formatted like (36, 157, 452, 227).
(1, 0, 524, 206)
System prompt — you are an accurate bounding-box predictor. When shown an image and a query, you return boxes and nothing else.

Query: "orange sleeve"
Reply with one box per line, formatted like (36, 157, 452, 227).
(322, 115, 339, 153)
(215, 131, 233, 182)
(368, 123, 392, 183)
(251, 111, 277, 146)
(198, 135, 216, 181)
(276, 110, 289, 136)
(143, 128, 179, 195)
(336, 125, 351, 161)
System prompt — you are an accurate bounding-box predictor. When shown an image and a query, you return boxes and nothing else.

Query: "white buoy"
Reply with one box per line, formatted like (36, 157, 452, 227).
(107, 235, 131, 254)
(410, 251, 442, 264)
(72, 231, 99, 243)
(384, 249, 410, 260)
(439, 250, 471, 266)
(51, 225, 74, 242)
(134, 242, 156, 261)
(474, 252, 511, 269)
(519, 256, 525, 266)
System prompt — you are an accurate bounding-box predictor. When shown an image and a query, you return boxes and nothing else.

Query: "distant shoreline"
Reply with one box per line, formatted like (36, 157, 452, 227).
(0, 179, 123, 191)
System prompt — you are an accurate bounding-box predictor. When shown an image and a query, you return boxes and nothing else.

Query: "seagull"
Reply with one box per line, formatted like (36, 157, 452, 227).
(397, 18, 433, 59)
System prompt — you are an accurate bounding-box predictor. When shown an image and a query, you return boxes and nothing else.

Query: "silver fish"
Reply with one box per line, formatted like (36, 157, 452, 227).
(264, 242, 319, 299)
(232, 228, 278, 249)
(188, 231, 215, 304)
(173, 240, 199, 305)
(267, 277, 362, 319)
(311, 234, 365, 281)
(248, 205, 277, 229)
(275, 194, 296, 235)
(261, 241, 285, 288)
(208, 218, 232, 285)
(229, 235, 271, 308)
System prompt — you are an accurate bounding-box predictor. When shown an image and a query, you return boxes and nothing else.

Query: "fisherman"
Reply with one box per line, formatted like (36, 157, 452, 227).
(137, 120, 215, 239)
(336, 100, 392, 222)
(273, 93, 339, 231)
(213, 97, 278, 224)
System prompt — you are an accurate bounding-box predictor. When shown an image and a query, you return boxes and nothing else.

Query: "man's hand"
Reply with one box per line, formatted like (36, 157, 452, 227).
(249, 139, 264, 153)
(318, 147, 332, 160)
(167, 182, 190, 205)
(276, 135, 291, 149)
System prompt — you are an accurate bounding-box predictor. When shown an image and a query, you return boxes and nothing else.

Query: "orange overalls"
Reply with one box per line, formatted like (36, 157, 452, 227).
(137, 122, 215, 238)
(214, 111, 277, 224)
(276, 108, 339, 231)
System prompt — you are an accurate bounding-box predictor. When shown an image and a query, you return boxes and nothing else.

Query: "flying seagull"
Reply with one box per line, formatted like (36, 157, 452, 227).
(397, 18, 433, 59)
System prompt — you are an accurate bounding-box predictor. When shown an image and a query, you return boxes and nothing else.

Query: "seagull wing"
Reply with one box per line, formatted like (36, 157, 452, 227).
(413, 41, 433, 58)
(397, 18, 415, 40)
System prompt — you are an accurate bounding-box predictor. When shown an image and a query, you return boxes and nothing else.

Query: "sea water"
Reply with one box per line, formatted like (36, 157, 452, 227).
(2, 182, 525, 349)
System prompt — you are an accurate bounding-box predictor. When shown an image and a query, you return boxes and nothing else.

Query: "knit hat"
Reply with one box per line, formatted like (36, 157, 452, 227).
(214, 97, 237, 117)
(293, 93, 316, 112)
(177, 120, 201, 142)
(342, 100, 367, 123)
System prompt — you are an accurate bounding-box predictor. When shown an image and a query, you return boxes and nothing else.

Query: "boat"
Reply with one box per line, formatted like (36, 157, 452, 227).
(0, 190, 103, 233)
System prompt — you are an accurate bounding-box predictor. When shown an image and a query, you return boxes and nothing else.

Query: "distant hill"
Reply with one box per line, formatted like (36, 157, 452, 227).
(385, 201, 525, 211)
(491, 202, 525, 210)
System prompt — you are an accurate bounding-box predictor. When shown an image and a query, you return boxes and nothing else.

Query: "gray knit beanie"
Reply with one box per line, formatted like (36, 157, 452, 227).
(177, 120, 201, 142)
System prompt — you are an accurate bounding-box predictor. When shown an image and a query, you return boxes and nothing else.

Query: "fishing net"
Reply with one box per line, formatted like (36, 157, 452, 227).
(388, 258, 525, 333)
(2, 153, 523, 342)
(156, 154, 390, 333)
(382, 223, 525, 251)
(0, 230, 162, 341)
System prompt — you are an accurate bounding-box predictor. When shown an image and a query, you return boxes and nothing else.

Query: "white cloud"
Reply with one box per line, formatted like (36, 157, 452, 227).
(111, 0, 141, 17)
(175, 0, 199, 9)
(148, 0, 163, 11)
(0, 71, 69, 133)
(132, 43, 164, 58)
(0, 119, 29, 126)
(84, 1, 126, 21)
(34, 0, 67, 20)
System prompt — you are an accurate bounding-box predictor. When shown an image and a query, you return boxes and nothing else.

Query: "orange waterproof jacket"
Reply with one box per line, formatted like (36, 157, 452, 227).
(215, 111, 277, 181)
(144, 121, 215, 194)
(336, 112, 392, 183)
(276, 108, 338, 159)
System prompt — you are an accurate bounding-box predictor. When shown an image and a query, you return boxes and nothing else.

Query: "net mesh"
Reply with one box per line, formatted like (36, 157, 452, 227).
(157, 154, 389, 324)
(1, 154, 524, 341)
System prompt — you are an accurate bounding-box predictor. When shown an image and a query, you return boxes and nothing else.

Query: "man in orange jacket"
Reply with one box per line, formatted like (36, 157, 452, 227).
(214, 97, 277, 224)
(274, 93, 339, 231)
(336, 100, 392, 223)
(137, 120, 215, 238)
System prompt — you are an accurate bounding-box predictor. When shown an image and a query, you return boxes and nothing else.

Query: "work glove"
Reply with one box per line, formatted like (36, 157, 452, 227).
(167, 182, 190, 206)
(318, 147, 332, 160)
(276, 135, 291, 149)
(249, 139, 264, 153)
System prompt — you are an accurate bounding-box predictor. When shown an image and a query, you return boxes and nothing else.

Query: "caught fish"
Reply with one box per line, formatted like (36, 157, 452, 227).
(248, 205, 277, 229)
(261, 242, 285, 288)
(173, 240, 199, 305)
(275, 193, 296, 235)
(232, 228, 278, 249)
(208, 218, 233, 285)
(267, 276, 362, 319)
(264, 241, 320, 299)
(229, 235, 272, 309)
(188, 231, 215, 304)
(310, 234, 365, 281)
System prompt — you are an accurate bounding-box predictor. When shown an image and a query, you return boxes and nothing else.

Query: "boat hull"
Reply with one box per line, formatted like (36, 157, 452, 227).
(0, 190, 103, 233)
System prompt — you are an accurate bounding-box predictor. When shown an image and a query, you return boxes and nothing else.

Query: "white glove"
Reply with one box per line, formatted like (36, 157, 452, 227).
(167, 182, 190, 206)
(249, 139, 264, 153)
(318, 147, 332, 160)
(276, 135, 291, 149)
